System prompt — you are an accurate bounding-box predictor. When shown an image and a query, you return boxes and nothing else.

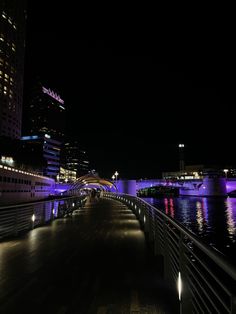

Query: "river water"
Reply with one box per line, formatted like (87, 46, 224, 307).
(142, 196, 236, 262)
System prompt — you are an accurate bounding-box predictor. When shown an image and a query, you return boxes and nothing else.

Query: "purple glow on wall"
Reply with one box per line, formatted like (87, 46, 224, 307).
(42, 86, 64, 105)
(226, 181, 236, 193)
(53, 201, 59, 217)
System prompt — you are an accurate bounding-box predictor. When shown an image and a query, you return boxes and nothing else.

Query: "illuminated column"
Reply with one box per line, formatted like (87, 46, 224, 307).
(178, 144, 185, 172)
(117, 180, 137, 196)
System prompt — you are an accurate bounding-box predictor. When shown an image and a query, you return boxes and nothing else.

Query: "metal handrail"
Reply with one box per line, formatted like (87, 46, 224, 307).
(135, 195, 236, 280)
(0, 195, 87, 240)
(105, 192, 236, 313)
(0, 195, 81, 210)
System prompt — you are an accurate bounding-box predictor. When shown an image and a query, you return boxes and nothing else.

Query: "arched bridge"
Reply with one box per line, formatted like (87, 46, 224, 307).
(55, 174, 236, 197)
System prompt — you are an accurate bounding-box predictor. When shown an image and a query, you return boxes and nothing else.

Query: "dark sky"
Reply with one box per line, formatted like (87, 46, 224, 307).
(24, 2, 236, 179)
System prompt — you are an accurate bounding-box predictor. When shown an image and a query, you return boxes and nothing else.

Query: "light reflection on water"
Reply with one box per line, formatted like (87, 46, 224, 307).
(142, 196, 236, 261)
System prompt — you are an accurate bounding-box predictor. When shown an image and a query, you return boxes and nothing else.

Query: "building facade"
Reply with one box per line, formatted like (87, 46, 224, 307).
(21, 134, 61, 179)
(59, 167, 76, 183)
(25, 81, 65, 141)
(62, 141, 90, 177)
(22, 81, 66, 179)
(0, 0, 26, 139)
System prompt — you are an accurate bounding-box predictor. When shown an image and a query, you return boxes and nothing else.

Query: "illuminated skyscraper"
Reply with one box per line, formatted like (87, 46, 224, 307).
(22, 81, 65, 179)
(25, 81, 65, 141)
(0, 0, 26, 139)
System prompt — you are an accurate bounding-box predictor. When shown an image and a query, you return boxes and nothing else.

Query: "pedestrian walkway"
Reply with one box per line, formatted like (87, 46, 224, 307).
(0, 197, 178, 313)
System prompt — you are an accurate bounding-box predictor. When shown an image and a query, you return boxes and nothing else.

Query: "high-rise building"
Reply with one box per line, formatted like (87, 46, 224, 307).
(22, 81, 65, 179)
(21, 134, 61, 179)
(62, 141, 90, 177)
(25, 81, 65, 141)
(0, 0, 26, 139)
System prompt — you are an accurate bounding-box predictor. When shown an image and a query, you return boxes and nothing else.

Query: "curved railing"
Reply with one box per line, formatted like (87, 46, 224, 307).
(0, 195, 87, 240)
(104, 192, 236, 313)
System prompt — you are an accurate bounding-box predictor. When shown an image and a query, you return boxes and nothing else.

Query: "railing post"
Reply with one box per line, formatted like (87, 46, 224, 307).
(163, 218, 171, 282)
(153, 213, 162, 256)
(143, 205, 149, 235)
(179, 233, 192, 313)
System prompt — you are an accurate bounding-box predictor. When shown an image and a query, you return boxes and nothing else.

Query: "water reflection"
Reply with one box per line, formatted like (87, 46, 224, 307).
(169, 199, 174, 218)
(201, 198, 209, 223)
(164, 198, 175, 218)
(225, 198, 236, 240)
(196, 201, 204, 233)
(142, 196, 236, 261)
(164, 198, 168, 215)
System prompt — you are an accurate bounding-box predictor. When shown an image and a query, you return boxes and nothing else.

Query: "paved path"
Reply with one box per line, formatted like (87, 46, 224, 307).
(0, 197, 178, 313)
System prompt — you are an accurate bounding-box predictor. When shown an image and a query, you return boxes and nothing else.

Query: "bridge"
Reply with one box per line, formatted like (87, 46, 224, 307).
(136, 178, 236, 196)
(1, 182, 236, 313)
(56, 174, 236, 197)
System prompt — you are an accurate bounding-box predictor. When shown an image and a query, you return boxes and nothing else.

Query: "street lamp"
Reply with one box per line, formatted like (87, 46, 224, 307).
(223, 169, 229, 179)
(114, 171, 119, 184)
(178, 144, 185, 172)
(112, 175, 115, 181)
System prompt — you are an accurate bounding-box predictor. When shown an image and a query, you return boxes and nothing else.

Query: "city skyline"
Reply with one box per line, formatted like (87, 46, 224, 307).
(24, 2, 236, 178)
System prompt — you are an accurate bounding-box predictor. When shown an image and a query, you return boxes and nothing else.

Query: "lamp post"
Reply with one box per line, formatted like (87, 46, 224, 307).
(223, 169, 229, 179)
(111, 174, 116, 192)
(178, 144, 185, 172)
(114, 171, 119, 185)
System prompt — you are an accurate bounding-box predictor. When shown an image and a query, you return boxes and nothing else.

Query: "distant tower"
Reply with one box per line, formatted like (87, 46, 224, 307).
(178, 144, 185, 172)
(25, 81, 65, 141)
(0, 0, 26, 139)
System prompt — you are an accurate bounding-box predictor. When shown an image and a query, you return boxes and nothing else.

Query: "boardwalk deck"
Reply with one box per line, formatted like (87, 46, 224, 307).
(0, 197, 178, 313)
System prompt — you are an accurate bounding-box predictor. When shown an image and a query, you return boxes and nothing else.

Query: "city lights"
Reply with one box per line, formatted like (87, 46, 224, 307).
(42, 86, 64, 104)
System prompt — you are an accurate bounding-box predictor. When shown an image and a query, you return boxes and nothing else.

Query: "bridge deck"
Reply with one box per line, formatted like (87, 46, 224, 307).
(0, 197, 178, 313)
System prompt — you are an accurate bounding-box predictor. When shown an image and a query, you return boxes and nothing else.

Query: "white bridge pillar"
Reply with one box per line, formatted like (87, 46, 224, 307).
(116, 180, 137, 196)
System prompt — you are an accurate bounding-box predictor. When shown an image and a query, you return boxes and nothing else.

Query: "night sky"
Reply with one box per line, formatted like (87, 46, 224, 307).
(24, 3, 236, 179)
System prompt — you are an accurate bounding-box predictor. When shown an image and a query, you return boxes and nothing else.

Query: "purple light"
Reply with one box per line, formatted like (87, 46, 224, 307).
(42, 86, 64, 105)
